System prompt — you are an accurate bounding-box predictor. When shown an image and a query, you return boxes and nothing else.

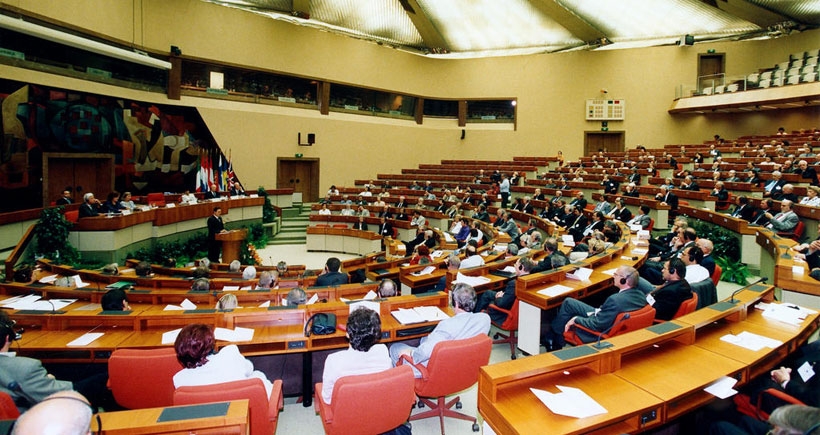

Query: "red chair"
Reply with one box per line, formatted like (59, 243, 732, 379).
(777, 220, 805, 241)
(174, 378, 284, 435)
(711, 264, 722, 286)
(108, 347, 182, 409)
(716, 193, 732, 211)
(655, 293, 698, 323)
(734, 388, 805, 421)
(489, 300, 520, 359)
(398, 334, 492, 434)
(564, 305, 656, 346)
(332, 224, 348, 229)
(0, 391, 19, 419)
(646, 218, 655, 231)
(64, 210, 79, 224)
(314, 365, 415, 435)
(146, 192, 166, 207)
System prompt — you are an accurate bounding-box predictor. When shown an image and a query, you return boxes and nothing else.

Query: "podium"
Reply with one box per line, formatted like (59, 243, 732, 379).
(216, 229, 248, 264)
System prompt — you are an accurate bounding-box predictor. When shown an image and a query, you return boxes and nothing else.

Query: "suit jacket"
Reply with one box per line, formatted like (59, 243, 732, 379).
(410, 312, 490, 365)
(207, 215, 224, 240)
(522, 203, 534, 214)
(0, 354, 73, 409)
(768, 211, 799, 232)
(610, 207, 633, 222)
(764, 179, 786, 196)
(628, 214, 651, 229)
(657, 192, 679, 210)
(574, 288, 648, 339)
(353, 221, 369, 231)
(204, 190, 220, 200)
(650, 279, 692, 321)
(750, 209, 771, 226)
(316, 271, 348, 286)
(731, 204, 755, 221)
(79, 202, 99, 218)
(570, 198, 588, 210)
(378, 222, 393, 237)
(603, 180, 620, 195)
(593, 201, 612, 214)
(488, 279, 517, 324)
(701, 254, 716, 276)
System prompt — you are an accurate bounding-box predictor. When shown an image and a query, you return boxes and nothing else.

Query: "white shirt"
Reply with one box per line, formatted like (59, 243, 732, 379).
(318, 208, 331, 215)
(321, 344, 391, 404)
(685, 264, 711, 284)
(173, 345, 273, 398)
(180, 193, 197, 204)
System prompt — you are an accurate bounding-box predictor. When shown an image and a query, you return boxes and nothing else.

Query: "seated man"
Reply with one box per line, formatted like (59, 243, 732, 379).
(680, 245, 711, 284)
(547, 266, 646, 351)
(742, 340, 820, 412)
(0, 311, 111, 411)
(626, 205, 652, 230)
(473, 258, 534, 324)
(321, 308, 391, 404)
(286, 288, 307, 307)
(190, 278, 210, 292)
(389, 283, 490, 377)
(531, 238, 569, 273)
(765, 199, 799, 233)
(316, 257, 348, 286)
(376, 279, 398, 298)
(646, 258, 692, 321)
(101, 288, 131, 311)
(11, 391, 93, 435)
(459, 244, 485, 269)
(257, 271, 277, 289)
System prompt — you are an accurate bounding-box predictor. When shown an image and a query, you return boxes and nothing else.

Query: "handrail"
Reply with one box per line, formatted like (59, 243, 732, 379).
(4, 224, 35, 282)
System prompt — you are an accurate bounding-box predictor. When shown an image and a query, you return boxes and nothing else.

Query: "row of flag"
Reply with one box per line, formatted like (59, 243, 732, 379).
(196, 149, 235, 193)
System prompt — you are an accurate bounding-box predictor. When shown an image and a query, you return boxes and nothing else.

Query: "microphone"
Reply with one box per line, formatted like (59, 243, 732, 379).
(729, 276, 768, 303)
(593, 313, 631, 349)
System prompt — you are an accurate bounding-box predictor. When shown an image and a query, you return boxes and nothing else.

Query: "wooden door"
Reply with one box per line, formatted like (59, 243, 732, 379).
(277, 158, 319, 203)
(43, 153, 114, 206)
(584, 132, 624, 156)
(698, 53, 725, 90)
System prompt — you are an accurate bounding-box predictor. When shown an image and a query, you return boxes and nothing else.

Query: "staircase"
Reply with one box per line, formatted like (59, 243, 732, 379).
(268, 202, 310, 245)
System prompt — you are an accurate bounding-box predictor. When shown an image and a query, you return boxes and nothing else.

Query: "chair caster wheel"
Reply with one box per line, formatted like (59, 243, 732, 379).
(472, 423, 480, 432)
(418, 400, 425, 408)
(511, 353, 517, 360)
(456, 401, 462, 409)
(493, 333, 500, 339)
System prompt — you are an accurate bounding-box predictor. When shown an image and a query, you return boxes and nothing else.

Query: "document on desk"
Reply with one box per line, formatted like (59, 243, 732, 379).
(67, 332, 104, 347)
(391, 306, 450, 324)
(258, 301, 271, 308)
(600, 268, 618, 276)
(454, 273, 490, 287)
(530, 386, 607, 419)
(222, 286, 240, 291)
(1, 294, 42, 309)
(164, 298, 196, 311)
(720, 331, 783, 352)
(761, 303, 816, 325)
(214, 327, 254, 342)
(561, 235, 575, 247)
(38, 274, 58, 284)
(538, 284, 574, 297)
(565, 267, 593, 281)
(363, 290, 378, 300)
(704, 376, 738, 399)
(162, 328, 182, 344)
(411, 266, 437, 276)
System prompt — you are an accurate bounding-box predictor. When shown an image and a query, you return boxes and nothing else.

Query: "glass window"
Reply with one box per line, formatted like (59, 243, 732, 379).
(423, 99, 458, 118)
(466, 99, 516, 123)
(329, 84, 415, 119)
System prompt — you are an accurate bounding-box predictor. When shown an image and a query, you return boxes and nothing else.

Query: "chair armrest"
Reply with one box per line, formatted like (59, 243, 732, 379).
(314, 383, 333, 423)
(757, 387, 805, 416)
(397, 353, 430, 380)
(268, 379, 284, 422)
(487, 303, 512, 316)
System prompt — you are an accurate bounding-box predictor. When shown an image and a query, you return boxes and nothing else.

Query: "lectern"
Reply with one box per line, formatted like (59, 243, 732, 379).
(216, 228, 248, 264)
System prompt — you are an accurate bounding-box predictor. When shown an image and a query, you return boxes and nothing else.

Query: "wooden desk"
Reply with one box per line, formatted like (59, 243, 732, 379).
(94, 399, 248, 435)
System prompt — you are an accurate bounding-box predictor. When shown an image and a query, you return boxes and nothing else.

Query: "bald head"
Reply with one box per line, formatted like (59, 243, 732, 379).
(13, 390, 92, 435)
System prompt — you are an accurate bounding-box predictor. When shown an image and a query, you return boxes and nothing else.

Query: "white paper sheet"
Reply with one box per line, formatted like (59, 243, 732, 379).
(162, 328, 182, 344)
(538, 284, 574, 297)
(601, 268, 618, 276)
(258, 301, 271, 308)
(566, 267, 593, 281)
(222, 286, 240, 291)
(530, 386, 607, 418)
(363, 290, 378, 300)
(38, 274, 58, 284)
(307, 294, 319, 305)
(762, 303, 816, 325)
(561, 235, 575, 247)
(704, 376, 738, 399)
(720, 331, 783, 352)
(67, 332, 104, 347)
(391, 306, 450, 325)
(180, 299, 197, 310)
(454, 273, 491, 287)
(214, 326, 254, 342)
(411, 266, 436, 276)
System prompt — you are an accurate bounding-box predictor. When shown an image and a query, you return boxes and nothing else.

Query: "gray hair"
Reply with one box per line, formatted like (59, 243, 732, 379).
(286, 288, 307, 306)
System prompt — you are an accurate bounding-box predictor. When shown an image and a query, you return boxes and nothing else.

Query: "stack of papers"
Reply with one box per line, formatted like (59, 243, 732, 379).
(453, 273, 491, 287)
(561, 235, 575, 247)
(391, 306, 450, 324)
(164, 299, 197, 310)
(530, 386, 607, 418)
(538, 284, 574, 297)
(0, 295, 76, 311)
(761, 303, 817, 325)
(411, 266, 436, 276)
(720, 331, 783, 351)
(565, 267, 593, 281)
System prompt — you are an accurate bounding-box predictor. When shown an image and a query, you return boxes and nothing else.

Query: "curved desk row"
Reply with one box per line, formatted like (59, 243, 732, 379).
(479, 284, 818, 434)
(305, 227, 383, 256)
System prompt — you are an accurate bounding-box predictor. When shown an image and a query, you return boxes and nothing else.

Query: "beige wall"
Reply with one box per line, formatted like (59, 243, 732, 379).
(3, 0, 818, 193)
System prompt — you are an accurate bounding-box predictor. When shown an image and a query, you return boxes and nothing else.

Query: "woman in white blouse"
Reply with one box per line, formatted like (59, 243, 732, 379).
(800, 186, 820, 207)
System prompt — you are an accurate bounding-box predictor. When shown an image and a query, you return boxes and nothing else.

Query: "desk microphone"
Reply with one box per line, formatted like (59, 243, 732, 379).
(729, 276, 768, 303)
(593, 313, 631, 349)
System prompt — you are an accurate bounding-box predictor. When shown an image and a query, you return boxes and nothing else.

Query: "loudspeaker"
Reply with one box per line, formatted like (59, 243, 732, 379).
(460, 129, 465, 140)
(170, 45, 182, 56)
(307, 133, 315, 144)
(680, 35, 694, 46)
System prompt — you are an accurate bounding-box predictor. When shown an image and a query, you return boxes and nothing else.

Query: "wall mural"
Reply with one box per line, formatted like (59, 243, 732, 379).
(0, 80, 230, 212)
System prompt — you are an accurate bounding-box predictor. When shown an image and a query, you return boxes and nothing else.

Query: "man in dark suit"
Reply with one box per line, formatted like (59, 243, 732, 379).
(731, 195, 755, 220)
(602, 175, 620, 195)
(655, 186, 679, 213)
(569, 192, 587, 211)
(377, 215, 393, 238)
(207, 206, 226, 262)
(647, 258, 692, 321)
(204, 184, 221, 200)
(56, 190, 72, 206)
(798, 160, 818, 186)
(315, 257, 348, 286)
(78, 192, 101, 218)
(352, 216, 369, 230)
(607, 197, 633, 222)
(750, 199, 773, 226)
(473, 258, 534, 324)
(763, 171, 786, 198)
(564, 206, 588, 242)
(547, 266, 647, 350)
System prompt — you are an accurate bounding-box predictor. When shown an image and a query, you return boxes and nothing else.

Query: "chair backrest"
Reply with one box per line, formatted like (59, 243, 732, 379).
(325, 365, 416, 435)
(64, 210, 79, 223)
(174, 378, 273, 435)
(108, 347, 181, 409)
(673, 292, 698, 319)
(690, 278, 718, 309)
(146, 192, 166, 207)
(646, 218, 654, 232)
(415, 334, 492, 398)
(0, 391, 19, 419)
(711, 264, 722, 286)
(608, 305, 656, 337)
(497, 299, 520, 331)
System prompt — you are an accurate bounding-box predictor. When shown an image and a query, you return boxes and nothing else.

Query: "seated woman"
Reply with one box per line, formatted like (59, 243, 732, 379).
(173, 324, 274, 397)
(409, 244, 432, 265)
(321, 307, 390, 405)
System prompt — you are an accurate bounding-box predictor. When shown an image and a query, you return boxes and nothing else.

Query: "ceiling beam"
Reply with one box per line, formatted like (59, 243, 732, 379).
(709, 0, 790, 28)
(528, 0, 605, 43)
(399, 0, 449, 51)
